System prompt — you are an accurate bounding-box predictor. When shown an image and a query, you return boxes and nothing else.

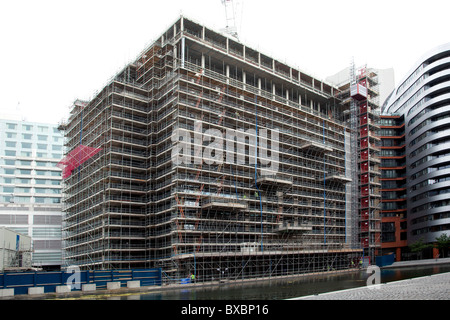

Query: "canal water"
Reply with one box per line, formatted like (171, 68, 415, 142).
(130, 264, 450, 300)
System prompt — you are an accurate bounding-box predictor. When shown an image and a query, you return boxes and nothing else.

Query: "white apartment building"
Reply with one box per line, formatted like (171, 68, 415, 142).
(0, 115, 63, 270)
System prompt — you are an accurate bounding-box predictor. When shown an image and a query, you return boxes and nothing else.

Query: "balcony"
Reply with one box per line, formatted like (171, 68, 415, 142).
(201, 196, 247, 211)
(273, 221, 312, 233)
(256, 174, 293, 188)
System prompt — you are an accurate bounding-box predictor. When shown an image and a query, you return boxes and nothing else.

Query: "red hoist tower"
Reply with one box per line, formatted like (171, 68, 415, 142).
(350, 66, 381, 263)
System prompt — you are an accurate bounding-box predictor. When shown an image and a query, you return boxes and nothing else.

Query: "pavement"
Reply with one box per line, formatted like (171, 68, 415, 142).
(291, 271, 450, 300)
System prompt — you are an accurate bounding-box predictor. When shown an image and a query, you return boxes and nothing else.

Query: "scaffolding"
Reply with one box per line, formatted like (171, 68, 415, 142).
(334, 63, 382, 263)
(59, 16, 362, 280)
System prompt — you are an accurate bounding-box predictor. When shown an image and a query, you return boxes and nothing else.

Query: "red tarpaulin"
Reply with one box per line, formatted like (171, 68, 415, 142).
(57, 145, 101, 178)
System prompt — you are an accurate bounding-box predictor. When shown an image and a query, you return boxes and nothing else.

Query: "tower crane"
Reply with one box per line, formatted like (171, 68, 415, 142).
(221, 0, 239, 40)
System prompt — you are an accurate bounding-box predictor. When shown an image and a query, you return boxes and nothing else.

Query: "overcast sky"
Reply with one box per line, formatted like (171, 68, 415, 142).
(0, 0, 449, 124)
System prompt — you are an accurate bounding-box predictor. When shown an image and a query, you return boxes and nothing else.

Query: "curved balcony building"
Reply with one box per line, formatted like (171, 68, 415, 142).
(383, 43, 450, 248)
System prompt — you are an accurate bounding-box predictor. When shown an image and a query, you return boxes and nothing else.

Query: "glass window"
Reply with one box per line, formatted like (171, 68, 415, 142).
(4, 159, 15, 165)
(20, 151, 32, 157)
(5, 150, 16, 156)
(21, 142, 32, 149)
(19, 169, 31, 175)
(15, 187, 31, 193)
(36, 152, 47, 158)
(6, 132, 16, 138)
(22, 124, 33, 131)
(20, 160, 32, 166)
(6, 141, 16, 148)
(22, 133, 32, 140)
(4, 168, 15, 175)
(52, 145, 62, 151)
(15, 196, 31, 203)
(37, 144, 47, 150)
(3, 186, 14, 193)
(37, 135, 48, 141)
(37, 126, 48, 133)
(6, 123, 17, 130)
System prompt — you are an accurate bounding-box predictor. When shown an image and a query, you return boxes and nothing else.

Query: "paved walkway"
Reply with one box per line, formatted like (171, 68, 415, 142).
(291, 271, 450, 300)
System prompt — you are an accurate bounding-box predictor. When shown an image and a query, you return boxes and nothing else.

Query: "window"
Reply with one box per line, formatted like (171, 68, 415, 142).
(15, 187, 31, 193)
(22, 124, 33, 131)
(37, 126, 48, 133)
(20, 160, 32, 166)
(52, 145, 62, 151)
(20, 151, 32, 157)
(15, 196, 31, 203)
(22, 133, 32, 140)
(37, 135, 48, 141)
(37, 144, 47, 150)
(6, 141, 16, 148)
(6, 132, 16, 138)
(21, 142, 32, 149)
(3, 178, 13, 184)
(4, 168, 15, 175)
(2, 186, 14, 193)
(4, 159, 15, 165)
(6, 123, 17, 130)
(19, 169, 31, 175)
(36, 153, 47, 158)
(4, 150, 16, 156)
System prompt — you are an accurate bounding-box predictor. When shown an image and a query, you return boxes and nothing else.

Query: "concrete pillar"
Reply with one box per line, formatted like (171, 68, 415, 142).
(127, 280, 141, 288)
(28, 287, 44, 295)
(55, 285, 71, 294)
(107, 282, 121, 290)
(181, 37, 185, 68)
(0, 289, 14, 297)
(82, 283, 96, 292)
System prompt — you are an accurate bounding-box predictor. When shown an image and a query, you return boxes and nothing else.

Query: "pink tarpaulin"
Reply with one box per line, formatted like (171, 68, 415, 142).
(57, 145, 101, 178)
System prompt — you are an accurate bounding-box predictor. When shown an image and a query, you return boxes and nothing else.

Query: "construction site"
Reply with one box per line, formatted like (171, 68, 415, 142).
(57, 15, 381, 283)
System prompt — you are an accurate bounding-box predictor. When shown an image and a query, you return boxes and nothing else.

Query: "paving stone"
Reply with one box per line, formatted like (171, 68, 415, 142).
(293, 272, 450, 300)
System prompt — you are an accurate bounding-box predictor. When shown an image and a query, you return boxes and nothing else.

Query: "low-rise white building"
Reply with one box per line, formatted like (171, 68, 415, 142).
(0, 226, 32, 271)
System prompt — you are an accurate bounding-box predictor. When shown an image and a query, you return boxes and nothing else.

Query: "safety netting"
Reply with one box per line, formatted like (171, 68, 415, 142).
(57, 145, 101, 179)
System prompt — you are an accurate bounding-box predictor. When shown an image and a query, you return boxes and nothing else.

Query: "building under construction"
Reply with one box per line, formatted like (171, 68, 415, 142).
(59, 16, 363, 282)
